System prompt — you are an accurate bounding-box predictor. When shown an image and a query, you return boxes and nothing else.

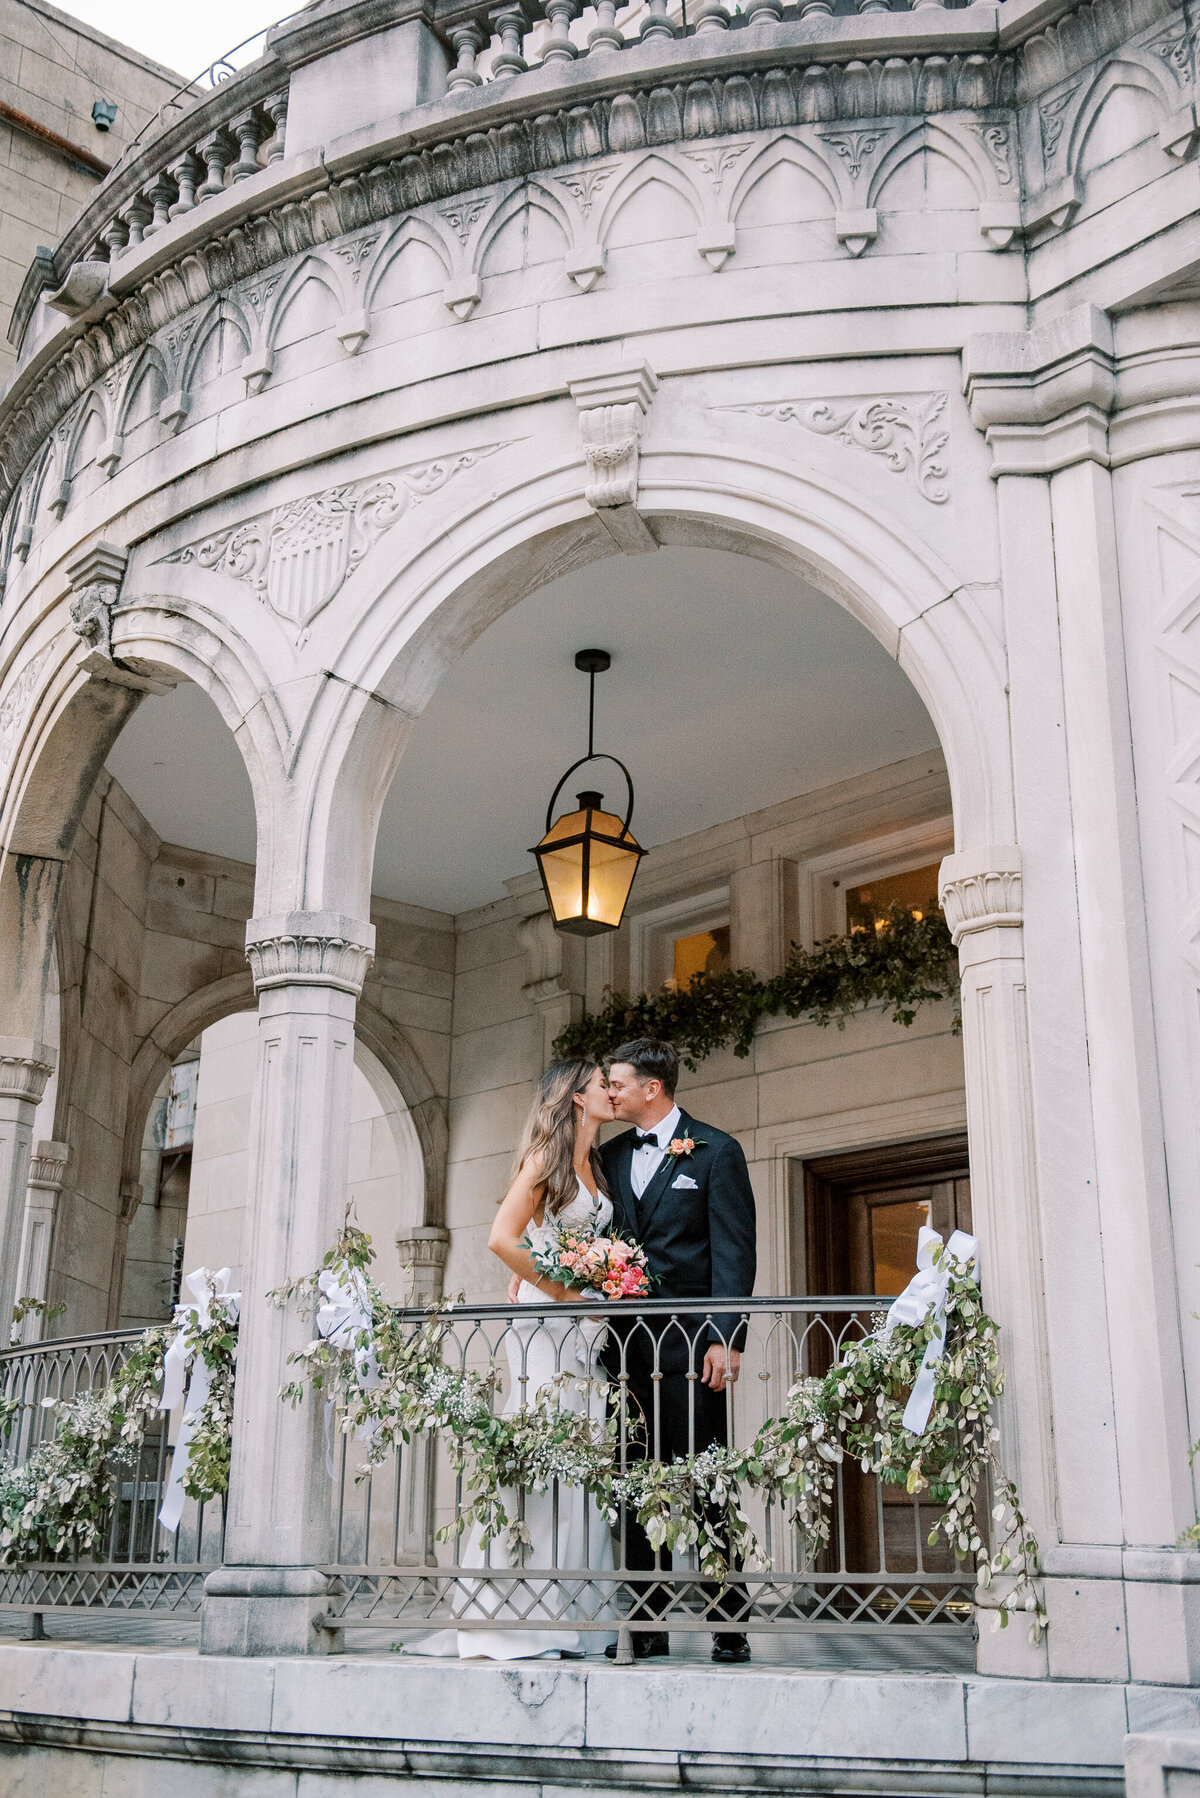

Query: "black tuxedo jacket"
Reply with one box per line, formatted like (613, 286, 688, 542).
(599, 1111, 757, 1351)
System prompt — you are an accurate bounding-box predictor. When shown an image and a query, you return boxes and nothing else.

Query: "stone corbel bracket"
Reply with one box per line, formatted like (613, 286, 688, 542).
(568, 362, 659, 554)
(66, 543, 175, 695)
(963, 305, 1115, 478)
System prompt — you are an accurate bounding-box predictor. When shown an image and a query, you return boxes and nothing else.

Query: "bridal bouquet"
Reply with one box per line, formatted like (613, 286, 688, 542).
(527, 1224, 654, 1300)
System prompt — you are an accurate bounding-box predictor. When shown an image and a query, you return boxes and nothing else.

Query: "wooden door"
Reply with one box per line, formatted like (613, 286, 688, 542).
(791, 1135, 971, 1576)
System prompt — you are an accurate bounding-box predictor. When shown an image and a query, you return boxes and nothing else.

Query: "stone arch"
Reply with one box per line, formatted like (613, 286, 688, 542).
(362, 216, 455, 314)
(300, 435, 1010, 921)
(867, 120, 999, 212)
(178, 297, 252, 394)
(594, 150, 706, 248)
(1065, 55, 1175, 181)
(473, 179, 575, 281)
(114, 343, 170, 440)
(262, 254, 348, 357)
(63, 389, 110, 487)
(729, 133, 846, 225)
(118, 976, 443, 1233)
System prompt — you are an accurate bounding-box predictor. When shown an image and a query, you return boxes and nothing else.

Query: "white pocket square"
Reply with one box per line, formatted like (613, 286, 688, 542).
(672, 1174, 698, 1189)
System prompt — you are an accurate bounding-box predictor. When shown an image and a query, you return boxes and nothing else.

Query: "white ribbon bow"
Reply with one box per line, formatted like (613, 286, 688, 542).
(316, 1264, 379, 1465)
(158, 1267, 239, 1532)
(881, 1226, 979, 1436)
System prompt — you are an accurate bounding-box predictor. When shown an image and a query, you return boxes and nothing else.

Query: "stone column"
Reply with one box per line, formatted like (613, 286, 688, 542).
(200, 912, 374, 1658)
(938, 850, 1054, 1677)
(0, 1042, 55, 1343)
(15, 1141, 69, 1343)
(519, 907, 585, 1068)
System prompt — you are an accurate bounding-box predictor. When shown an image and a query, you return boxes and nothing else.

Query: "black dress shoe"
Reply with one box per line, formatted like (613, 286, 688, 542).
(712, 1633, 751, 1663)
(605, 1630, 670, 1661)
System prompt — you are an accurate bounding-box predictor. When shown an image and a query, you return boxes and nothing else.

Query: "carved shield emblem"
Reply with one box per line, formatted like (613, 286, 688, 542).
(265, 491, 354, 630)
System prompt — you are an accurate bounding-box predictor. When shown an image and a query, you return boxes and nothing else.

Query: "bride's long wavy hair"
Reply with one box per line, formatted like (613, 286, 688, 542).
(514, 1058, 610, 1218)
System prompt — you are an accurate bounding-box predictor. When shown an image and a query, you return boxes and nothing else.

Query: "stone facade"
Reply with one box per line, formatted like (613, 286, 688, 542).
(0, 0, 183, 387)
(1, 0, 1200, 1725)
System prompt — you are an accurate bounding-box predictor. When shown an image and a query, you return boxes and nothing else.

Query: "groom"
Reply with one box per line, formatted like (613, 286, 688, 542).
(599, 1038, 757, 1665)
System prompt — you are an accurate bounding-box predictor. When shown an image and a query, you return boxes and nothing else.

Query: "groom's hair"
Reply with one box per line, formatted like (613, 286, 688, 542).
(605, 1038, 678, 1097)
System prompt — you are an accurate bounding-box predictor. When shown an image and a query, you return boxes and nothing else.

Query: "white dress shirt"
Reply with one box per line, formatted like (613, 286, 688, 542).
(630, 1104, 682, 1200)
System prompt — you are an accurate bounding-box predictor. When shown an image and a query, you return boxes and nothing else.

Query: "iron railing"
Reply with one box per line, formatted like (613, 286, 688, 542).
(322, 1294, 977, 1653)
(0, 1300, 978, 1649)
(0, 1328, 221, 1621)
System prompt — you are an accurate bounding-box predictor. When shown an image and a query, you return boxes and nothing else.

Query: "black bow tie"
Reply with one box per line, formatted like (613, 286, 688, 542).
(635, 1131, 659, 1147)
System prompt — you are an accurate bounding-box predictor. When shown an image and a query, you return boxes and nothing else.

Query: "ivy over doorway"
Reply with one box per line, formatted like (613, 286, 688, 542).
(554, 905, 959, 1071)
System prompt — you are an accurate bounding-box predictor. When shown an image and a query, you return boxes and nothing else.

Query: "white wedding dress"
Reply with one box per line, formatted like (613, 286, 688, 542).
(407, 1177, 618, 1660)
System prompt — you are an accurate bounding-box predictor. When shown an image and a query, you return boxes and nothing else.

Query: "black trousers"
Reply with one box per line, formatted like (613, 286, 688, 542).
(612, 1336, 749, 1627)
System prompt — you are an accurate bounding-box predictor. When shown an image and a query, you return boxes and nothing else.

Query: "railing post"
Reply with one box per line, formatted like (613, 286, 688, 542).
(200, 912, 374, 1657)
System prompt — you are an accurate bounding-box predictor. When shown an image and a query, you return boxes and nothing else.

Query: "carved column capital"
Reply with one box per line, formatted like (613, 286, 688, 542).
(27, 1140, 68, 1192)
(0, 1038, 55, 1106)
(396, 1226, 451, 1304)
(245, 912, 376, 995)
(938, 846, 1023, 943)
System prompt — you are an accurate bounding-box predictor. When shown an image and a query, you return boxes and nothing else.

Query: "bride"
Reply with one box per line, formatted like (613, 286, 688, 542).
(408, 1057, 618, 1660)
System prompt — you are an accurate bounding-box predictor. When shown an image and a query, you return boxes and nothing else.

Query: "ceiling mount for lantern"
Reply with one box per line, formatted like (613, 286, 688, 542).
(531, 649, 645, 937)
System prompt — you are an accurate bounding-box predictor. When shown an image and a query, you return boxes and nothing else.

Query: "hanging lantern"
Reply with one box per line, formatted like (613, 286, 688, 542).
(531, 650, 645, 936)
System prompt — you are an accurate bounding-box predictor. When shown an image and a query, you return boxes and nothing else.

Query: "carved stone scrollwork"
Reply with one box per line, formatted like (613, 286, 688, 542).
(724, 393, 951, 504)
(938, 846, 1023, 943)
(245, 913, 376, 995)
(158, 449, 507, 640)
(27, 1140, 69, 1193)
(569, 362, 659, 551)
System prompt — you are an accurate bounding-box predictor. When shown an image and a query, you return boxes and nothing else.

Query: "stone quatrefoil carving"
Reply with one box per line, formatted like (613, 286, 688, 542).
(157, 448, 507, 636)
(722, 394, 951, 505)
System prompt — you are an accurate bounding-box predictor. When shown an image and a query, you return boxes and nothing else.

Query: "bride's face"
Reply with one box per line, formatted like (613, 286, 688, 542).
(574, 1066, 614, 1125)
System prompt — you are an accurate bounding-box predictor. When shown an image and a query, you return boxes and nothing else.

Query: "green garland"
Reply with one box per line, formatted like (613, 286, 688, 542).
(554, 905, 959, 1070)
(281, 1223, 1046, 1641)
(0, 1292, 237, 1565)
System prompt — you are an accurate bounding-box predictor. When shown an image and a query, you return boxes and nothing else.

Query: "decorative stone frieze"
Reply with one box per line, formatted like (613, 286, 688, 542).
(723, 394, 951, 504)
(938, 847, 1024, 943)
(245, 914, 376, 995)
(157, 449, 507, 639)
(0, 645, 52, 769)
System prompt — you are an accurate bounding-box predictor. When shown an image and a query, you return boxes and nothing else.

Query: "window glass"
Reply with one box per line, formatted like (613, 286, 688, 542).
(672, 924, 731, 988)
(869, 1198, 931, 1295)
(844, 862, 941, 934)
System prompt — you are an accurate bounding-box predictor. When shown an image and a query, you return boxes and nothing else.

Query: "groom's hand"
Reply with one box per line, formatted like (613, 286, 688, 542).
(701, 1345, 740, 1392)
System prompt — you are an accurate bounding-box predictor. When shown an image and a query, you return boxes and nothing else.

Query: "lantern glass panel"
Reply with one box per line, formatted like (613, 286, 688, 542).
(533, 804, 643, 934)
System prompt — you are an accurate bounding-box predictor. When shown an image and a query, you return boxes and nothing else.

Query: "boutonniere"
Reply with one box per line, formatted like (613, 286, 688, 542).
(666, 1135, 706, 1158)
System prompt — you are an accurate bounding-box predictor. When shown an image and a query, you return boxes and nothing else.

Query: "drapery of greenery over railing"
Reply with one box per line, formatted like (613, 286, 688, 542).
(553, 905, 959, 1071)
(0, 1288, 237, 1564)
(279, 1222, 1046, 1641)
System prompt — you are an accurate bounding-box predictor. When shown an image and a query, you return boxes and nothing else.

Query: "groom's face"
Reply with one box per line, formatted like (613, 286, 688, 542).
(605, 1063, 658, 1124)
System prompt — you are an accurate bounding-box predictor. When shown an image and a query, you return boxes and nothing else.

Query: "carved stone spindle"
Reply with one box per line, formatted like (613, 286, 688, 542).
(229, 111, 265, 182)
(910, 0, 945, 11)
(639, 0, 675, 39)
(856, 0, 890, 14)
(141, 173, 176, 238)
(489, 3, 530, 76)
(196, 131, 231, 200)
(119, 193, 153, 248)
(743, 0, 783, 20)
(691, 0, 731, 31)
(100, 214, 129, 257)
(588, 0, 623, 51)
(543, 0, 579, 62)
(446, 22, 487, 87)
(262, 91, 289, 164)
(168, 152, 201, 219)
